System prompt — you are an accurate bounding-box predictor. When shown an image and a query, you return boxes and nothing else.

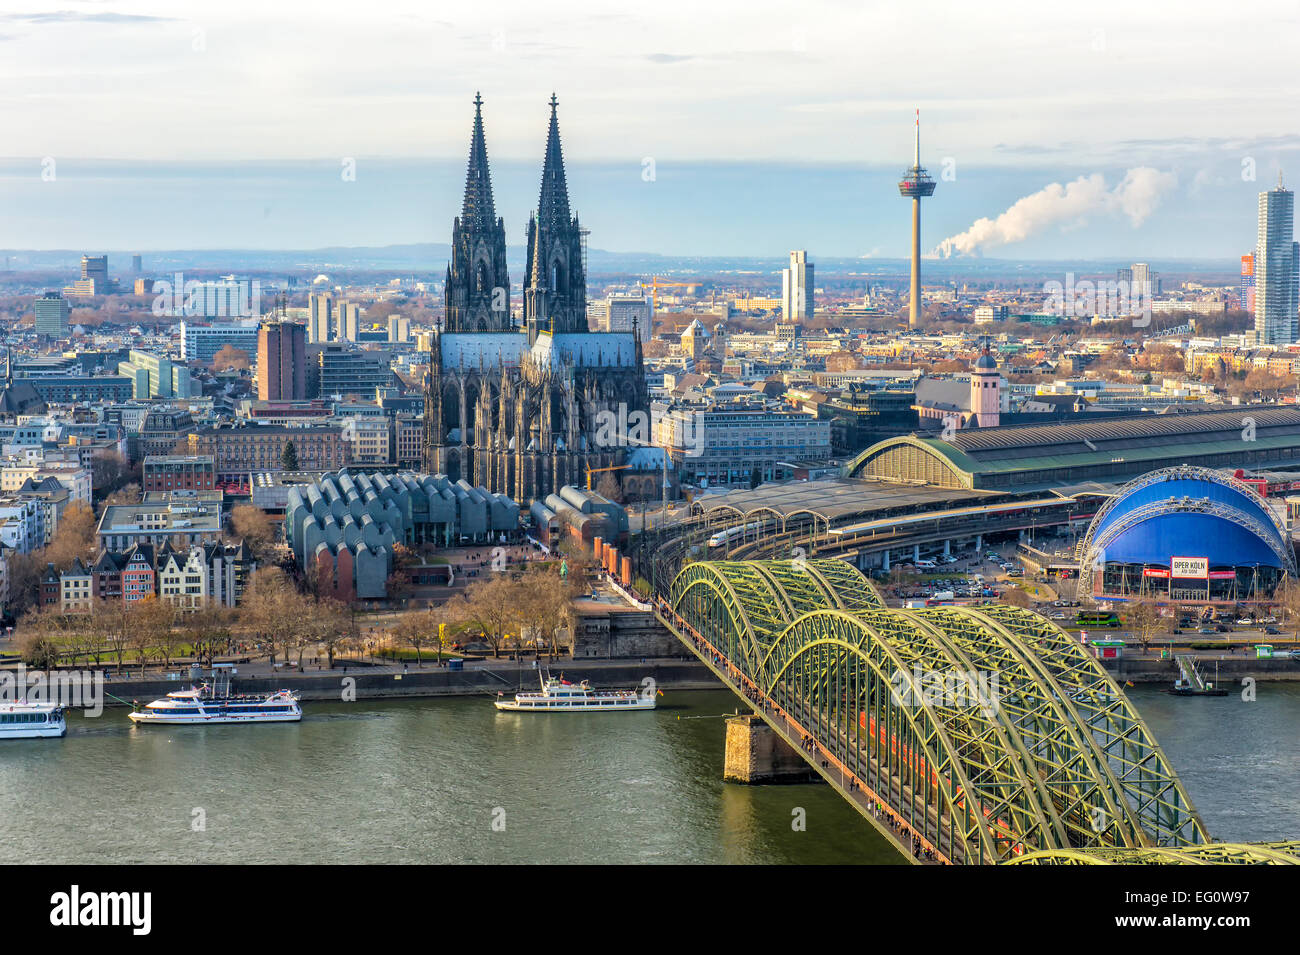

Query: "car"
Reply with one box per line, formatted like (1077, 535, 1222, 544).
(1050, 612, 1067, 620)
(1216, 625, 1231, 633)
(1236, 617, 1254, 625)
(1198, 627, 1216, 635)
(1265, 626, 1281, 635)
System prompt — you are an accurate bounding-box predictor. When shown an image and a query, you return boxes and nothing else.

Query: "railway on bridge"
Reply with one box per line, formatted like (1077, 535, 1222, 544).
(641, 552, 1300, 865)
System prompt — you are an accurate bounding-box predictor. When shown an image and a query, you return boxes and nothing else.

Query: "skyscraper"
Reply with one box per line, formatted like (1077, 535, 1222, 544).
(898, 110, 936, 329)
(33, 292, 70, 337)
(782, 250, 814, 321)
(1255, 179, 1300, 345)
(308, 293, 333, 343)
(256, 320, 307, 401)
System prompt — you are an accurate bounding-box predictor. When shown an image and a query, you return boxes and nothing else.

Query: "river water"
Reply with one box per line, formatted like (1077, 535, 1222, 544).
(2, 685, 1294, 863)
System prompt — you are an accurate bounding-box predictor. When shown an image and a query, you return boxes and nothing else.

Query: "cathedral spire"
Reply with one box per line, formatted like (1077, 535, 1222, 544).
(536, 93, 572, 230)
(461, 91, 497, 229)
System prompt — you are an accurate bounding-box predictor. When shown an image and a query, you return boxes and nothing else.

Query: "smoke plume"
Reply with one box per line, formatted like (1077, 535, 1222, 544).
(933, 167, 1177, 258)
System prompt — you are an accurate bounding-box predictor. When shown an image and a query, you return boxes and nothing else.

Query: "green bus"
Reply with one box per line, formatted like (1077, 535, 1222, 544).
(1076, 610, 1121, 628)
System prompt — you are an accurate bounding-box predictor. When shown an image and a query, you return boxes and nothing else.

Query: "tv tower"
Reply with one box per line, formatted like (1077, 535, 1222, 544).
(898, 110, 936, 328)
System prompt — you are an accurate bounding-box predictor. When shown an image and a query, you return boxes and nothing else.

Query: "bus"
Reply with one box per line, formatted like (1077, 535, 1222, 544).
(1076, 610, 1121, 628)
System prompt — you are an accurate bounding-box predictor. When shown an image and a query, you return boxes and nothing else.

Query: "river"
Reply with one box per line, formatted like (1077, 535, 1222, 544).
(2, 684, 1293, 863)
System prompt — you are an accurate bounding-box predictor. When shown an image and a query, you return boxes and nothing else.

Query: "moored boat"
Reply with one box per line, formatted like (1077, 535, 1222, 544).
(495, 672, 656, 712)
(0, 701, 67, 739)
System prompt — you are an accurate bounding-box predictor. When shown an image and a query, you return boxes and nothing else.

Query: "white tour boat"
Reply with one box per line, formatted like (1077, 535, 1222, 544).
(129, 666, 301, 725)
(0, 701, 67, 739)
(495, 672, 657, 712)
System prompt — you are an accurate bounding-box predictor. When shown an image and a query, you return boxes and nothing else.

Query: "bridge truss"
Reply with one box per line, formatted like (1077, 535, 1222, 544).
(666, 558, 1210, 864)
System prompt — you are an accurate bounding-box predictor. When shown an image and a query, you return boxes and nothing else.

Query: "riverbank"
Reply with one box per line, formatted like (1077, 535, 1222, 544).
(94, 658, 722, 705)
(1102, 655, 1300, 684)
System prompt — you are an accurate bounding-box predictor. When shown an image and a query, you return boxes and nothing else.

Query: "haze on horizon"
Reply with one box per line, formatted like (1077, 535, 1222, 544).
(1, 0, 1296, 260)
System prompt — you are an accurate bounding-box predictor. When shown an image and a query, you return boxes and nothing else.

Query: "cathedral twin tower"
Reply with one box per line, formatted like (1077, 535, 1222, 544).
(424, 94, 649, 505)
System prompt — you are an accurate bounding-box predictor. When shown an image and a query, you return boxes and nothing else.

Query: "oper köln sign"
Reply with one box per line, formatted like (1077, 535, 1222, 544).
(1170, 556, 1210, 579)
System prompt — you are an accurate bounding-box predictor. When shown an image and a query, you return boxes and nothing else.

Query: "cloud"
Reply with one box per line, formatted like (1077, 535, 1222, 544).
(0, 10, 177, 24)
(934, 167, 1177, 257)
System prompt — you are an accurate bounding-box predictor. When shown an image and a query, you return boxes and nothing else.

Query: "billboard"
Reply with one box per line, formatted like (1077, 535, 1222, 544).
(1171, 556, 1209, 579)
(1143, 568, 1170, 578)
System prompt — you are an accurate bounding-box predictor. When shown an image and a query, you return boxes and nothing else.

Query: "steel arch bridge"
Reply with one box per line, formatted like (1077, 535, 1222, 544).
(663, 558, 1210, 865)
(1008, 842, 1300, 865)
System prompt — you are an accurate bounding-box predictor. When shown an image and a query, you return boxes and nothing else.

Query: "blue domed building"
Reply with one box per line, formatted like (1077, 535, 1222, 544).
(1078, 466, 1296, 603)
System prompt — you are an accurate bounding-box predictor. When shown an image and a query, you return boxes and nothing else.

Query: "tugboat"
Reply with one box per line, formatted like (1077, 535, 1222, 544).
(129, 664, 302, 724)
(495, 671, 656, 712)
(1167, 654, 1229, 697)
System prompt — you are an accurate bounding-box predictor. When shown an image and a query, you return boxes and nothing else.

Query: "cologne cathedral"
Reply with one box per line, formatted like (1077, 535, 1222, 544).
(424, 94, 650, 504)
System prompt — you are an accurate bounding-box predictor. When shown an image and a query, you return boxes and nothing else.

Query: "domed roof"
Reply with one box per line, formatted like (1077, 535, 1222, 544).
(974, 350, 998, 371)
(1085, 467, 1292, 571)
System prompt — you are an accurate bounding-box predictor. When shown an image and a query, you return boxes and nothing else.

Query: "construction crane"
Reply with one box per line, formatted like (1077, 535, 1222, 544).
(586, 463, 631, 491)
(638, 276, 699, 314)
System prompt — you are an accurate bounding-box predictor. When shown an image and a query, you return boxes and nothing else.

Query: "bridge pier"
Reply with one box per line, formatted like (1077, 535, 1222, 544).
(913, 544, 920, 562)
(881, 550, 890, 571)
(723, 714, 818, 784)
(943, 539, 951, 557)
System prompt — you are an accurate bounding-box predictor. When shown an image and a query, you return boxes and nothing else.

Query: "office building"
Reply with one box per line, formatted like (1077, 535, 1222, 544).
(781, 250, 814, 320)
(308, 292, 334, 344)
(117, 350, 196, 399)
(62, 255, 111, 298)
(33, 293, 70, 337)
(143, 455, 216, 493)
(256, 320, 307, 401)
(591, 292, 652, 340)
(1254, 180, 1300, 345)
(188, 424, 347, 478)
(314, 345, 395, 398)
(181, 321, 260, 363)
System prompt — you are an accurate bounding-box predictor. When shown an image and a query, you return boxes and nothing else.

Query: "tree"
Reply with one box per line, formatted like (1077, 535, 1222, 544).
(281, 441, 299, 470)
(1125, 597, 1163, 652)
(189, 604, 234, 667)
(240, 567, 300, 663)
(595, 471, 623, 504)
(517, 564, 576, 658)
(229, 504, 274, 557)
(1002, 587, 1031, 608)
(448, 576, 517, 657)
(391, 609, 435, 667)
(44, 502, 97, 570)
(128, 596, 175, 673)
(15, 605, 68, 668)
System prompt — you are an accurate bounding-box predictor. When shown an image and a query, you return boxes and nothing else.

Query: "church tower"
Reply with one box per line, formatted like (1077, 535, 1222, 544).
(444, 93, 511, 332)
(524, 95, 587, 345)
(970, 339, 1001, 428)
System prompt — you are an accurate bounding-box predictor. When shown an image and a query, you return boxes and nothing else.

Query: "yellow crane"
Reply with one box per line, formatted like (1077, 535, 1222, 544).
(586, 463, 631, 491)
(638, 277, 699, 314)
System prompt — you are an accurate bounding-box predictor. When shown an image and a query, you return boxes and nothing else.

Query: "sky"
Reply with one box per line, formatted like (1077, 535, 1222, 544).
(1, 0, 1298, 259)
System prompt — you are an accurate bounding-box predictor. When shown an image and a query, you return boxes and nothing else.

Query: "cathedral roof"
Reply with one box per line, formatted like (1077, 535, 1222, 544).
(439, 332, 526, 369)
(529, 332, 638, 370)
(461, 92, 498, 230)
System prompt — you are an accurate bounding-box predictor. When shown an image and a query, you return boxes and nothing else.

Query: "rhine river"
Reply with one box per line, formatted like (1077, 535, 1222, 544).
(2, 685, 1295, 863)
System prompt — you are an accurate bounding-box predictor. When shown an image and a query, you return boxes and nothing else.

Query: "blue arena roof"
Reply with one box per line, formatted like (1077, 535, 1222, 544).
(1087, 468, 1291, 570)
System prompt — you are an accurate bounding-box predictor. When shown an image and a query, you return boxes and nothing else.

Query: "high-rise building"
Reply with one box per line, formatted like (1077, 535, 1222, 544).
(63, 255, 112, 298)
(387, 315, 410, 343)
(1255, 180, 1300, 345)
(180, 321, 260, 363)
(256, 320, 307, 401)
(1129, 262, 1159, 297)
(33, 292, 70, 337)
(307, 292, 333, 343)
(336, 302, 361, 342)
(592, 292, 651, 340)
(131, 254, 142, 273)
(1241, 254, 1256, 314)
(781, 250, 814, 321)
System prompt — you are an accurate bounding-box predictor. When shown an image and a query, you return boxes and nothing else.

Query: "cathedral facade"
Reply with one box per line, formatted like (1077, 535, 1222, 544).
(424, 94, 650, 505)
